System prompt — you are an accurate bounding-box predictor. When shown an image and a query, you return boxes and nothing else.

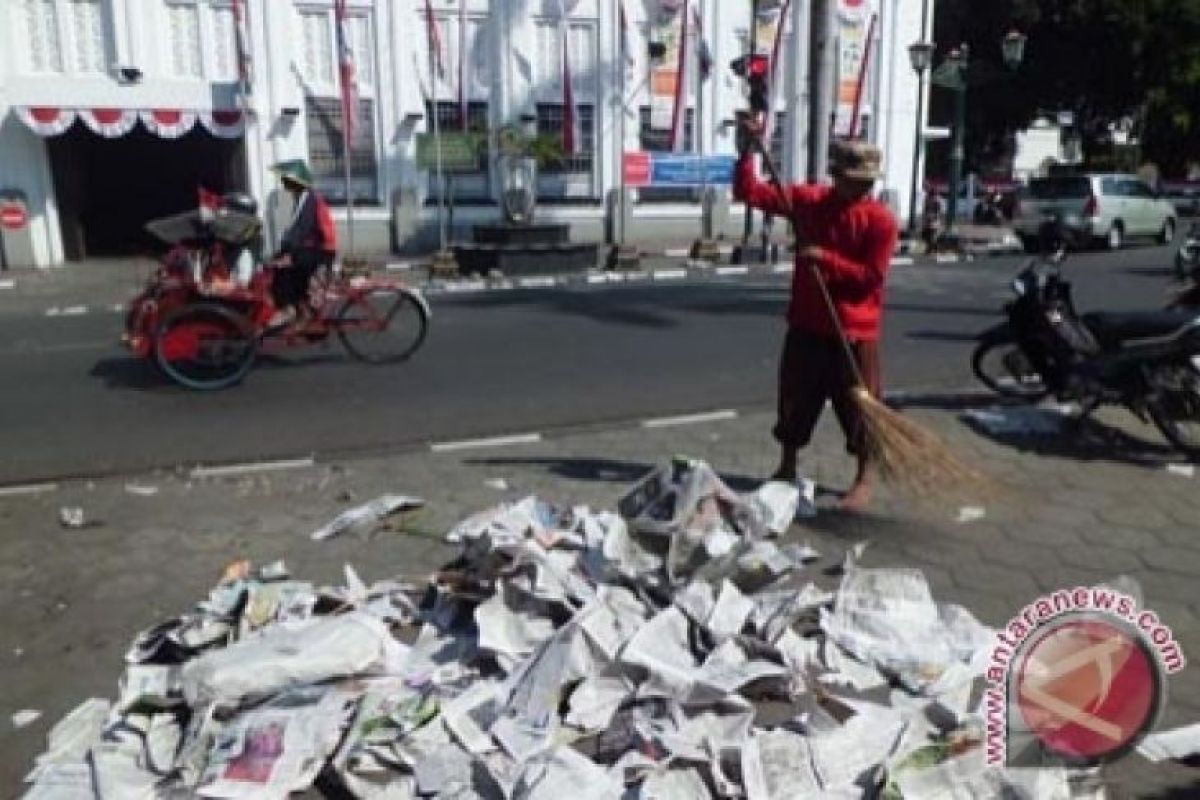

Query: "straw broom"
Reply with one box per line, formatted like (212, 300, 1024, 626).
(747, 132, 992, 500)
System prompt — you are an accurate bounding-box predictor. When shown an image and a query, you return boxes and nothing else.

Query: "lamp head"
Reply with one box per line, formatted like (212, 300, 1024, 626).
(1002, 30, 1027, 69)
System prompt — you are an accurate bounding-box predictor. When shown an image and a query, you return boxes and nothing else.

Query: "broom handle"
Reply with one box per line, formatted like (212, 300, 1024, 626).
(748, 136, 870, 392)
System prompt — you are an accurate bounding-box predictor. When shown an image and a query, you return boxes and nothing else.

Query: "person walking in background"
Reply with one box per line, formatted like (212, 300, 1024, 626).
(733, 122, 899, 512)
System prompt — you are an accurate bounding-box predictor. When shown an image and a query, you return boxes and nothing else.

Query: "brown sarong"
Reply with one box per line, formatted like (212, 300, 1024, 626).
(773, 327, 883, 455)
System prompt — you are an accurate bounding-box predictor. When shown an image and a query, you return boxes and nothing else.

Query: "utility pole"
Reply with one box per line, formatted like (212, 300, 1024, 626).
(808, 0, 835, 182)
(785, 0, 810, 182)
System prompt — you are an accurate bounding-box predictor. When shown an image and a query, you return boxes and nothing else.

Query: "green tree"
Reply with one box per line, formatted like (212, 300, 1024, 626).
(931, 0, 1200, 175)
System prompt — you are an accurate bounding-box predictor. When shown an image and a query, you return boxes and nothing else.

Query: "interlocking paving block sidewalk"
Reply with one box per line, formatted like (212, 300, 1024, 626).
(1, 404, 1198, 796)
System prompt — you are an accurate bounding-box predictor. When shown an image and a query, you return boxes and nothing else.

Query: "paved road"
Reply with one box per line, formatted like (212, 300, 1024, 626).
(0, 245, 1185, 484)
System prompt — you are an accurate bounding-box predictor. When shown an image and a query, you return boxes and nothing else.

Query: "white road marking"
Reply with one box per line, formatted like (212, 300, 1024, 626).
(664, 248, 690, 258)
(518, 276, 558, 289)
(442, 280, 488, 293)
(772, 263, 794, 274)
(190, 457, 315, 480)
(385, 262, 413, 271)
(0, 280, 14, 290)
(0, 482, 59, 498)
(652, 268, 688, 281)
(891, 256, 914, 266)
(934, 254, 960, 263)
(716, 266, 750, 276)
(109, 304, 125, 313)
(431, 433, 543, 453)
(587, 274, 609, 285)
(60, 305, 87, 316)
(45, 307, 61, 317)
(642, 409, 739, 429)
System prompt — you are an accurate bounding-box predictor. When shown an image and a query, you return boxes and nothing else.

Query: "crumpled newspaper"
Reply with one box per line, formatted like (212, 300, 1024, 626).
(21, 458, 1119, 800)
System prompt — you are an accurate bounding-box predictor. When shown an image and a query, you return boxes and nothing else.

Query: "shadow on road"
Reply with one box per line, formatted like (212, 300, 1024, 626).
(1124, 265, 1177, 279)
(89, 349, 354, 391)
(896, 394, 1187, 469)
(905, 329, 981, 343)
(463, 455, 657, 484)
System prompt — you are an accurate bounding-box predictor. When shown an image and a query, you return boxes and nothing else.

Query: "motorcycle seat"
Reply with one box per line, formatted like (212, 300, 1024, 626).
(1082, 310, 1200, 347)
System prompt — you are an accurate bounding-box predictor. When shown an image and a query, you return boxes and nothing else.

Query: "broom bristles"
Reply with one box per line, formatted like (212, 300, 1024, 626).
(853, 388, 995, 501)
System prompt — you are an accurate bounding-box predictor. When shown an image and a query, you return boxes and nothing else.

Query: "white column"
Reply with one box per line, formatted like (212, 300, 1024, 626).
(785, 0, 811, 181)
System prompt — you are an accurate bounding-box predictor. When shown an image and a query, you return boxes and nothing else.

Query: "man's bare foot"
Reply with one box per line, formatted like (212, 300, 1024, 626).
(838, 481, 873, 513)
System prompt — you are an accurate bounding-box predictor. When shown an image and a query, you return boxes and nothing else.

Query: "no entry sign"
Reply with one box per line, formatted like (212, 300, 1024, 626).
(0, 201, 28, 230)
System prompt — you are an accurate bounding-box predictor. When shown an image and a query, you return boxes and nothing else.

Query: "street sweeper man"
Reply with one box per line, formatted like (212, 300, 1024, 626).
(733, 121, 899, 512)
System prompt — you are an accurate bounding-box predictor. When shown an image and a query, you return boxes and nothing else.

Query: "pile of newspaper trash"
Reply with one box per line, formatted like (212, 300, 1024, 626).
(24, 458, 1086, 799)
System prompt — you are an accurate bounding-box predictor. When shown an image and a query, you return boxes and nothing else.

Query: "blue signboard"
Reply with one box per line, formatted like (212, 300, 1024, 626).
(649, 154, 737, 186)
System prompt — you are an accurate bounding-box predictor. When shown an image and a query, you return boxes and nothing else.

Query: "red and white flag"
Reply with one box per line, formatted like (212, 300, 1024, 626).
(231, 0, 252, 109)
(424, 0, 445, 82)
(560, 1, 582, 156)
(333, 0, 361, 144)
(617, 0, 635, 72)
(667, 0, 690, 152)
(458, 0, 469, 130)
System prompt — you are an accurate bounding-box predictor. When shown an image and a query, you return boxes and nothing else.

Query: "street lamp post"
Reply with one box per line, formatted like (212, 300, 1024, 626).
(937, 30, 1026, 239)
(906, 41, 934, 238)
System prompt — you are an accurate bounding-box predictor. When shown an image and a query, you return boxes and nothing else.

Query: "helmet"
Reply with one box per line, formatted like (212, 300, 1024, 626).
(221, 192, 258, 216)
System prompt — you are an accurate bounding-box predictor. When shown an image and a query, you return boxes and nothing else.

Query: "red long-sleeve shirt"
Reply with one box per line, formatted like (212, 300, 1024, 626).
(733, 154, 898, 341)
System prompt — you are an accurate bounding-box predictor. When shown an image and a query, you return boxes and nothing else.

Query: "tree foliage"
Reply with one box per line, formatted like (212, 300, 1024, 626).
(932, 0, 1200, 175)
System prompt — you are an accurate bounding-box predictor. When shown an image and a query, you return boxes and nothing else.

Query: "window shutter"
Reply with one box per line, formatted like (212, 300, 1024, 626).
(212, 5, 236, 79)
(25, 0, 64, 72)
(68, 0, 107, 73)
(300, 10, 334, 85)
(167, 2, 203, 78)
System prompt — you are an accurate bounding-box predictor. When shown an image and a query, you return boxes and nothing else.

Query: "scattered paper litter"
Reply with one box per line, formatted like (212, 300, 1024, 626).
(19, 456, 1117, 800)
(12, 710, 41, 728)
(123, 483, 159, 496)
(485, 477, 510, 491)
(1137, 723, 1200, 762)
(310, 494, 424, 541)
(1166, 463, 1196, 479)
(955, 506, 986, 524)
(57, 507, 85, 529)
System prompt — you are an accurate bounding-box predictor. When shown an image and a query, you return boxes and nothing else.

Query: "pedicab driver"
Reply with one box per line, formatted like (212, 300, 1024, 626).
(268, 160, 338, 327)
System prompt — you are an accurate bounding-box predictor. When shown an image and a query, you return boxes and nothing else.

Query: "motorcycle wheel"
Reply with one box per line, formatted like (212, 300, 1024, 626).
(155, 302, 257, 390)
(971, 339, 1050, 400)
(1147, 361, 1200, 460)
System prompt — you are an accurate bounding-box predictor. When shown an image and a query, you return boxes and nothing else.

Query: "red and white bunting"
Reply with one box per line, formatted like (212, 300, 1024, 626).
(16, 106, 77, 136)
(198, 109, 246, 138)
(79, 108, 139, 138)
(139, 109, 198, 139)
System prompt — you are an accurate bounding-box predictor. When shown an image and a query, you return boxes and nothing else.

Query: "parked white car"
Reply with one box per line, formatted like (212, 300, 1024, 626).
(1012, 173, 1177, 251)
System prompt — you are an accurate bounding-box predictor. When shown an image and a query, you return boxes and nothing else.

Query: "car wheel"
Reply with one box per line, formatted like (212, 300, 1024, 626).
(1106, 222, 1124, 251)
(1160, 218, 1177, 245)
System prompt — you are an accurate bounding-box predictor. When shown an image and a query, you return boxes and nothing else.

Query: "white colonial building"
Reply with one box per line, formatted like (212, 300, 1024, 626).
(0, 0, 933, 268)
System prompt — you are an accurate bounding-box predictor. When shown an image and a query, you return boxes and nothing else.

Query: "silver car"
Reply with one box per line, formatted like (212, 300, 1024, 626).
(1013, 173, 1177, 251)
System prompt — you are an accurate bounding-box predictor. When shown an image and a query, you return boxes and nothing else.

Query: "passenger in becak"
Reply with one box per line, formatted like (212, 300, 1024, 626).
(733, 123, 899, 512)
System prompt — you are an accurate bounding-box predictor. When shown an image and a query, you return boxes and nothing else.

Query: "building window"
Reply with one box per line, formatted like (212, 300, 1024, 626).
(68, 0, 106, 72)
(297, 5, 380, 206)
(638, 107, 695, 153)
(22, 0, 113, 74)
(167, 2, 203, 77)
(299, 10, 335, 86)
(423, 101, 491, 202)
(306, 97, 379, 206)
(536, 104, 595, 175)
(211, 5, 236, 78)
(24, 0, 64, 72)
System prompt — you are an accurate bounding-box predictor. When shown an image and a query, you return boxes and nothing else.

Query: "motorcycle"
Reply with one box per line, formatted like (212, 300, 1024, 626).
(972, 223, 1200, 458)
(1174, 220, 1200, 281)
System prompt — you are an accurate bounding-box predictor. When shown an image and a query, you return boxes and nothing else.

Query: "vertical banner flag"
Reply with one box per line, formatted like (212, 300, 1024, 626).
(649, 1, 684, 131)
(763, 0, 791, 143)
(618, 0, 635, 74)
(692, 4, 712, 82)
(425, 0, 445, 84)
(833, 0, 874, 137)
(333, 0, 360, 144)
(667, 0, 689, 152)
(231, 0, 252, 110)
(458, 0, 469, 130)
(559, 0, 581, 155)
(848, 13, 877, 138)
